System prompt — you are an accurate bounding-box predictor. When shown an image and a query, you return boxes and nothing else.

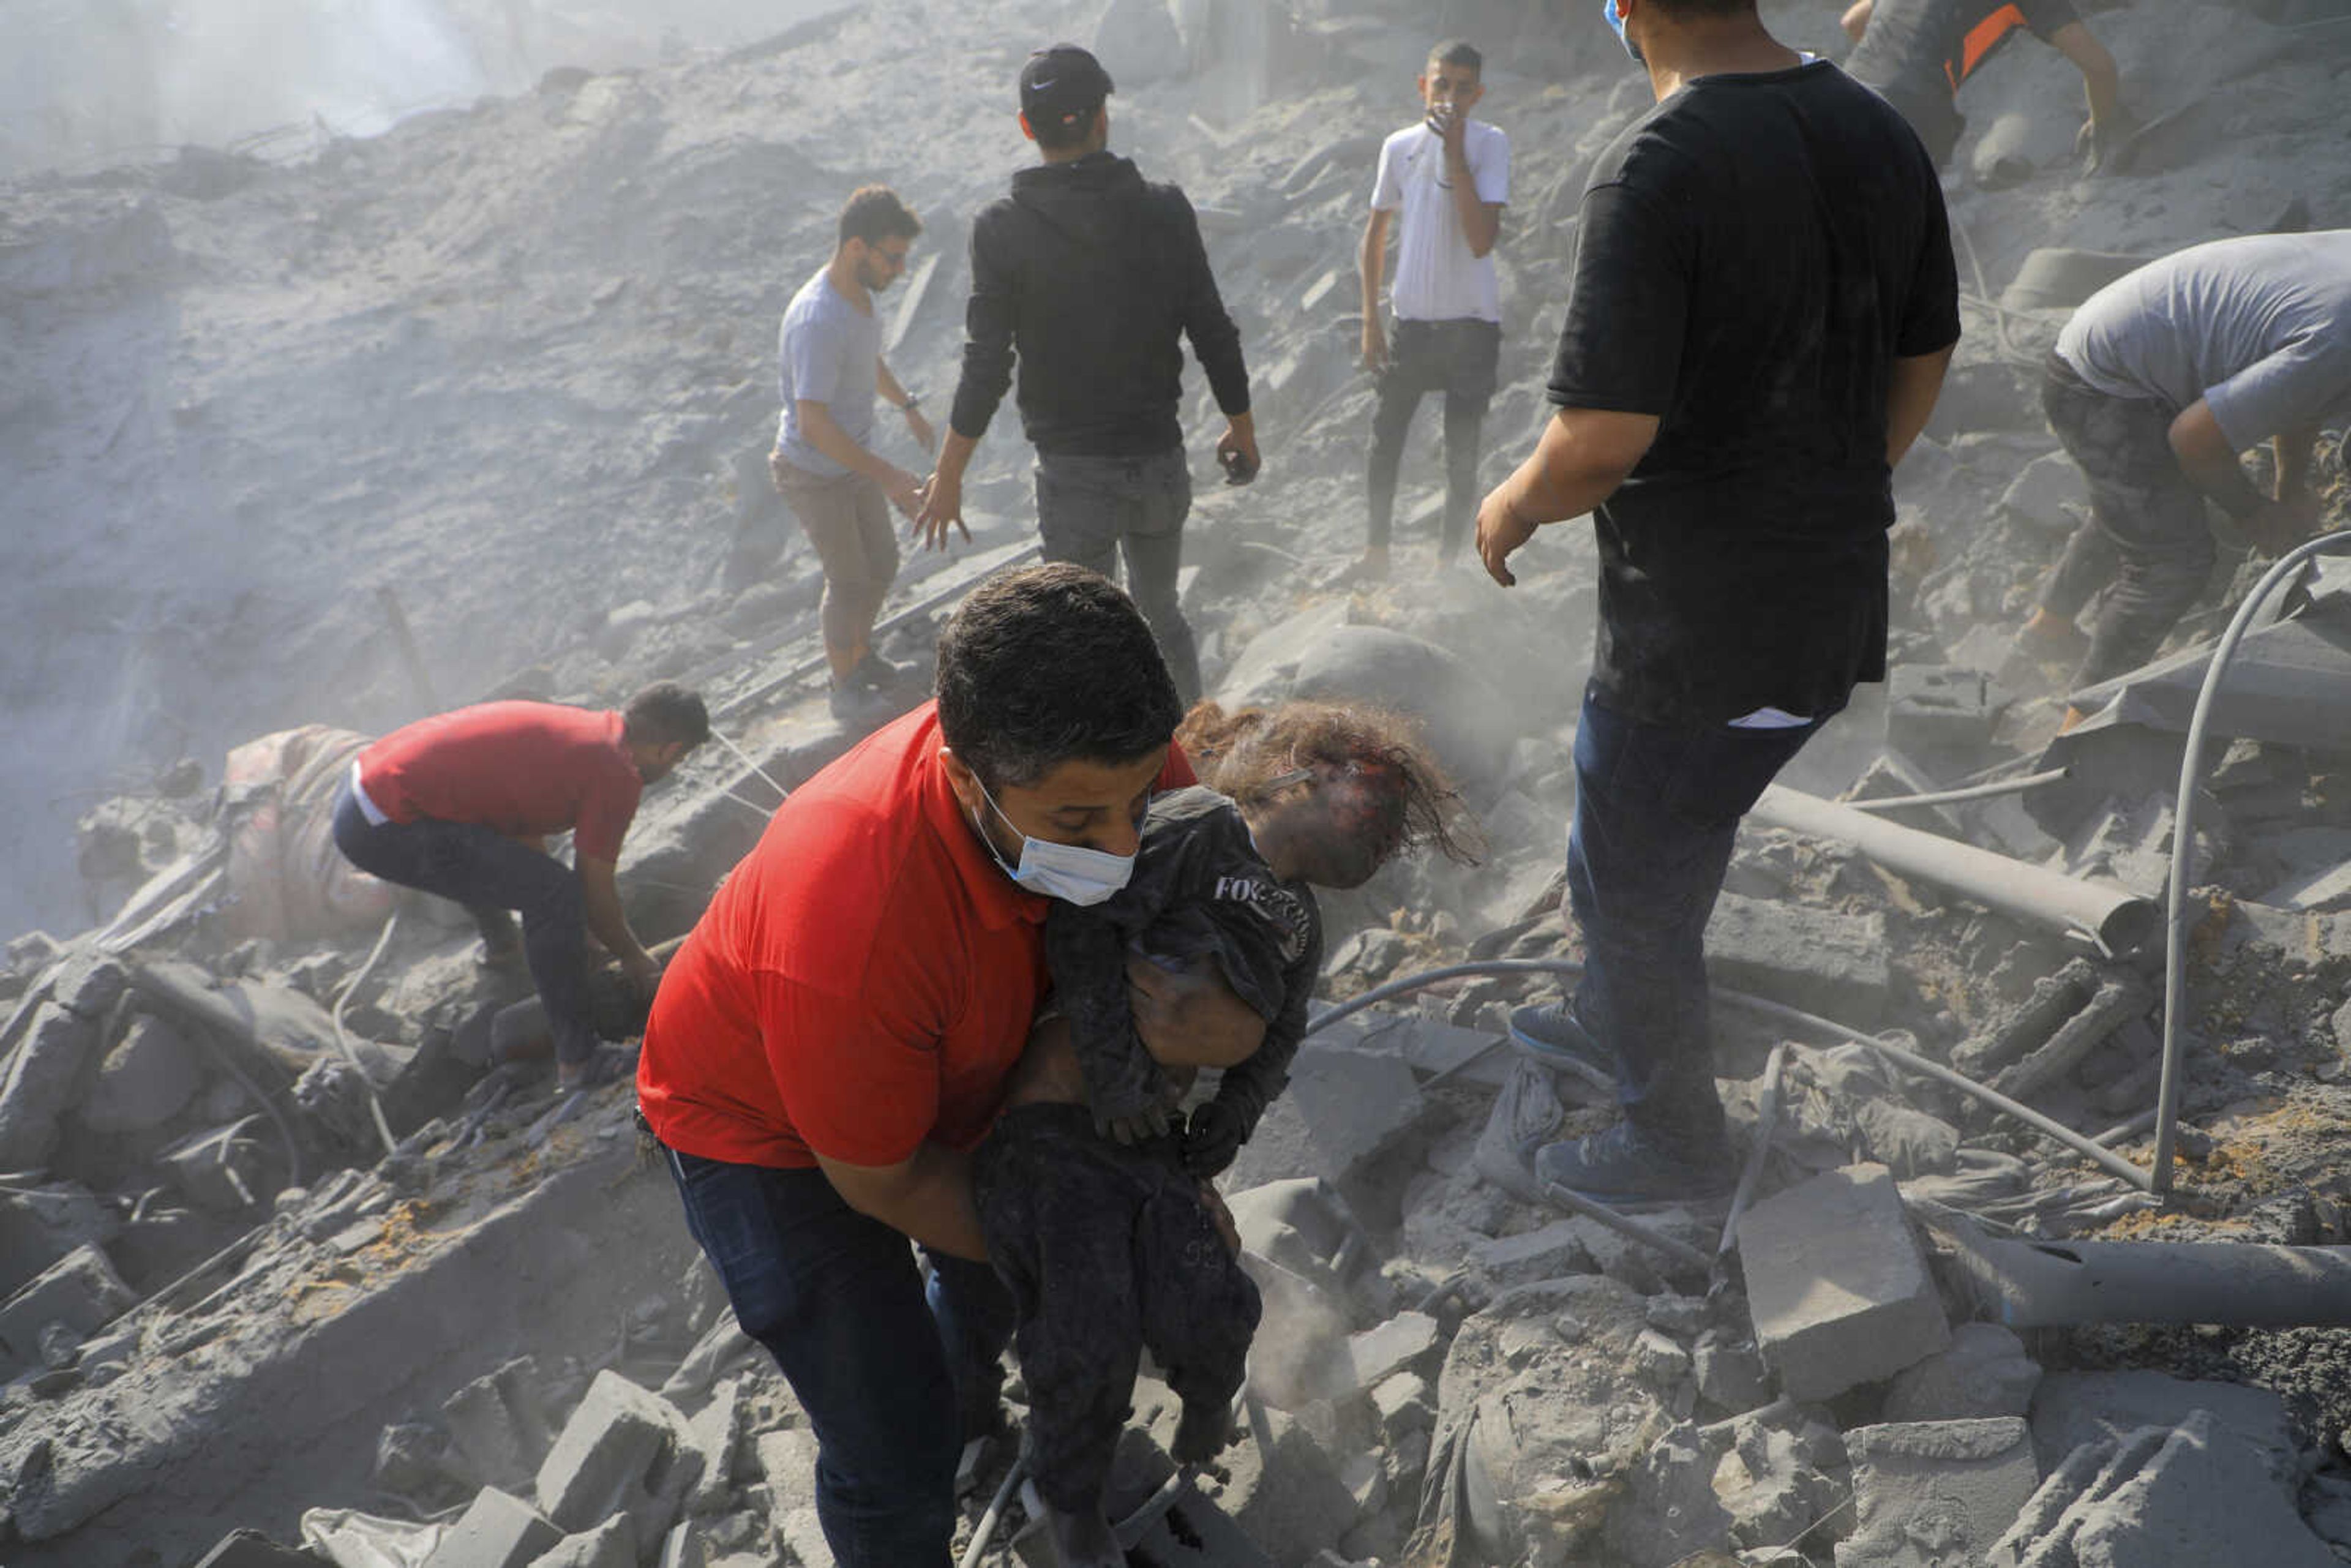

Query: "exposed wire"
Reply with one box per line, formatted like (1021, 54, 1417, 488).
(331, 910, 403, 1158)
(1846, 767, 2069, 813)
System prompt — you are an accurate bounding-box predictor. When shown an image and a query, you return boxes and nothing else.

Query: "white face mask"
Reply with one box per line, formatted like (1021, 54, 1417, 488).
(972, 778, 1136, 907)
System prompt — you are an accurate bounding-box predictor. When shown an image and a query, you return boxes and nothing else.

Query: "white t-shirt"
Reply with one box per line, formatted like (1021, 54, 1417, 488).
(1370, 118, 1510, 325)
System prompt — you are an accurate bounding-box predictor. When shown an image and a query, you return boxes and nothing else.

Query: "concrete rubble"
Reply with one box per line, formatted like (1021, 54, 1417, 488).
(2, 0, 2351, 1566)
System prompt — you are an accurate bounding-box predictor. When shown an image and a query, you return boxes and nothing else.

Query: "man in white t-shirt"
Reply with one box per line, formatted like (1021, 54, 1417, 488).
(1356, 39, 1510, 579)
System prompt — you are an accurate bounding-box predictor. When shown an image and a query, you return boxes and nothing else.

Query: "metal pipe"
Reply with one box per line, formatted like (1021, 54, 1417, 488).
(1750, 785, 2158, 956)
(1307, 959, 2153, 1188)
(1924, 1210, 2351, 1328)
(2156, 531, 2351, 1195)
(1845, 767, 2069, 814)
(957, 1455, 1028, 1568)
(1543, 1181, 1711, 1273)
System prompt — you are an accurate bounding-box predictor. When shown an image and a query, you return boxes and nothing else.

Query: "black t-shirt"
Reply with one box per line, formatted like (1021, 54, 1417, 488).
(1547, 59, 1959, 729)
(1847, 0, 2082, 160)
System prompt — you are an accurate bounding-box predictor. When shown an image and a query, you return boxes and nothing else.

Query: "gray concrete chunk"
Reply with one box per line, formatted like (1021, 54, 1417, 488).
(1884, 1322, 2041, 1424)
(1736, 1163, 1950, 1401)
(1705, 894, 1890, 1026)
(0, 1243, 134, 1381)
(1345, 1311, 1439, 1391)
(1835, 1417, 2039, 1568)
(2029, 1370, 2299, 1498)
(534, 1370, 702, 1543)
(0, 1003, 97, 1169)
(422, 1487, 561, 1568)
(536, 1515, 637, 1568)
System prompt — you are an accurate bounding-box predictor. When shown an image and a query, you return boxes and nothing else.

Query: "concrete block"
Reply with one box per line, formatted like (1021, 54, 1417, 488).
(0, 1180, 121, 1300)
(2029, 1370, 2299, 1498)
(2000, 451, 2090, 536)
(775, 1506, 833, 1568)
(1835, 1417, 2039, 1568)
(1228, 1040, 1426, 1190)
(443, 1356, 554, 1493)
(0, 1243, 135, 1380)
(1988, 1410, 2336, 1568)
(422, 1487, 561, 1568)
(2256, 825, 2351, 910)
(535, 1370, 703, 1544)
(192, 1530, 328, 1568)
(1368, 1371, 1433, 1441)
(1468, 1219, 1595, 1285)
(755, 1425, 820, 1515)
(1736, 1163, 1950, 1401)
(683, 1377, 741, 1515)
(77, 1011, 204, 1134)
(1888, 664, 2006, 752)
(1704, 894, 1890, 1026)
(1884, 1323, 2041, 1424)
(0, 1003, 98, 1168)
(1345, 1311, 1439, 1390)
(1158, 1401, 1353, 1567)
(538, 1516, 638, 1568)
(1693, 1327, 1772, 1415)
(47, 952, 129, 1019)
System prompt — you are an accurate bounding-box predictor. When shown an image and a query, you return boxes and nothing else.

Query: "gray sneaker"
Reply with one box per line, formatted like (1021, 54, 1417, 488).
(1536, 1120, 1736, 1209)
(1508, 1003, 1618, 1092)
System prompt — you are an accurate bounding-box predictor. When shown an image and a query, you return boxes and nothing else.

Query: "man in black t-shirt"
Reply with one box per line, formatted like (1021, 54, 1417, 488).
(1842, 0, 2134, 168)
(1474, 0, 1959, 1205)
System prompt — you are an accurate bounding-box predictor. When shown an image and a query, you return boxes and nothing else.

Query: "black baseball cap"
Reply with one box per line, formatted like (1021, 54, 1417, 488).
(1019, 44, 1114, 131)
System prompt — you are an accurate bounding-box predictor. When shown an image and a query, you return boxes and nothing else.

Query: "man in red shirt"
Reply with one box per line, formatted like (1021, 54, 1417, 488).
(332, 683, 708, 1087)
(637, 566, 1247, 1568)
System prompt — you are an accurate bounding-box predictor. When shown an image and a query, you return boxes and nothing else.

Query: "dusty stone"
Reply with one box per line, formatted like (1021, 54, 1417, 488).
(1884, 1323, 2042, 1424)
(1630, 1327, 1692, 1388)
(1988, 1411, 2336, 1567)
(1693, 1327, 1773, 1416)
(1370, 1371, 1433, 1441)
(1226, 1177, 1366, 1291)
(1643, 1294, 1707, 1338)
(2000, 451, 2091, 536)
(1736, 1163, 1950, 1401)
(443, 1357, 554, 1493)
(1228, 1039, 1427, 1191)
(775, 1506, 832, 1568)
(1468, 1220, 1595, 1285)
(78, 1012, 204, 1135)
(0, 1244, 135, 1380)
(656, 1523, 706, 1568)
(1605, 1419, 1735, 1568)
(1836, 1417, 2039, 1568)
(0, 1181, 121, 1300)
(2029, 1370, 2300, 1498)
(1704, 893, 1890, 1026)
(0, 1003, 98, 1168)
(534, 1370, 703, 1543)
(682, 1377, 741, 1515)
(422, 1487, 561, 1568)
(1346, 1311, 1440, 1391)
(755, 1426, 819, 1515)
(47, 952, 128, 1019)
(1179, 1400, 1362, 1564)
(538, 1515, 638, 1568)
(1712, 1413, 1843, 1551)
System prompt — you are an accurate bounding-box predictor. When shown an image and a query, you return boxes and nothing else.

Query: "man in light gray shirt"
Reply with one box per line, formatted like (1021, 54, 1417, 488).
(2017, 230, 2351, 725)
(771, 185, 936, 722)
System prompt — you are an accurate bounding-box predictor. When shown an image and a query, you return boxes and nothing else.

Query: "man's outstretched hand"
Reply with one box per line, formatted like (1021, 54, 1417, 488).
(1474, 487, 1537, 587)
(911, 473, 973, 552)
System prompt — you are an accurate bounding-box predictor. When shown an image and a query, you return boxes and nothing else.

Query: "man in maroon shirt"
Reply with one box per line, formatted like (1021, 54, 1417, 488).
(333, 683, 708, 1086)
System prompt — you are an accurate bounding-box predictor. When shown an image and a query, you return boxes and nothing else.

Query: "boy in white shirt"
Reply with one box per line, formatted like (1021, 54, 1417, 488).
(1357, 40, 1510, 579)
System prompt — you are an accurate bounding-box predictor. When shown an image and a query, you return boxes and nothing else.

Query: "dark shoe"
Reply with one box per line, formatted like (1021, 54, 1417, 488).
(847, 651, 915, 692)
(827, 681, 894, 727)
(1535, 1120, 1735, 1209)
(1508, 1003, 1617, 1092)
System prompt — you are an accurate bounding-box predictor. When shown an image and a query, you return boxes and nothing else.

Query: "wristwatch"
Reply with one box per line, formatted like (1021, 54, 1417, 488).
(901, 394, 923, 414)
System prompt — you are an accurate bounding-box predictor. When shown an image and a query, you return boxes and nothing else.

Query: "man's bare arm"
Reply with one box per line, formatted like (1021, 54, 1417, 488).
(1840, 0, 1875, 43)
(1359, 208, 1393, 369)
(576, 853, 656, 983)
(2047, 23, 2124, 131)
(815, 1144, 989, 1261)
(797, 399, 922, 514)
(2168, 399, 2271, 519)
(1475, 405, 1661, 587)
(1886, 346, 1955, 468)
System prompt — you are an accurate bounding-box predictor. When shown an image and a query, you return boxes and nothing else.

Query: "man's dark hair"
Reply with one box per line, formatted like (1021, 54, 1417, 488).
(936, 564, 1182, 789)
(623, 682, 711, 750)
(1644, 0, 1755, 14)
(838, 185, 921, 249)
(1429, 39, 1482, 72)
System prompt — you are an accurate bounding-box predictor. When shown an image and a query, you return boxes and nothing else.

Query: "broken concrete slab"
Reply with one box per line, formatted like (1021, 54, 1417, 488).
(1466, 1219, 1595, 1287)
(1179, 1401, 1359, 1567)
(421, 1487, 562, 1568)
(1998, 449, 2092, 536)
(77, 1011, 204, 1135)
(2029, 1369, 2300, 1498)
(754, 1425, 819, 1516)
(681, 1377, 740, 1517)
(1693, 1327, 1772, 1416)
(1369, 1371, 1433, 1441)
(1835, 1417, 2039, 1568)
(442, 1357, 555, 1495)
(0, 1003, 99, 1168)
(1704, 892, 1890, 1026)
(534, 1370, 703, 1544)
(47, 952, 129, 1020)
(0, 1244, 135, 1380)
(1987, 1410, 2336, 1567)
(1736, 1163, 1951, 1401)
(1226, 1040, 1426, 1191)
(1346, 1311, 1440, 1391)
(1225, 1176, 1367, 1292)
(0, 1181, 121, 1301)
(1883, 1323, 2042, 1424)
(536, 1515, 638, 1568)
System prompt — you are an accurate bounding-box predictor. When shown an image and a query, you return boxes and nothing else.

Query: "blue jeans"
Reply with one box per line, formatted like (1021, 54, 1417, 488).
(1565, 689, 1823, 1158)
(660, 1146, 1014, 1567)
(329, 779, 598, 1063)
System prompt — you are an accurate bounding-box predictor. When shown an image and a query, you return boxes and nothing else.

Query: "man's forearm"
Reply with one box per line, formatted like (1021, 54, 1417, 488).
(579, 865, 648, 966)
(827, 1144, 989, 1261)
(1359, 217, 1387, 320)
(2276, 427, 2319, 498)
(933, 427, 979, 487)
(1498, 407, 1659, 525)
(1886, 347, 1954, 467)
(876, 358, 912, 410)
(798, 402, 898, 485)
(1445, 169, 1499, 258)
(2169, 400, 2270, 520)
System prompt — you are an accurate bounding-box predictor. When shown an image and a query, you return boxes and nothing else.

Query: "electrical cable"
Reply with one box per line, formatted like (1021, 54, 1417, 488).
(331, 910, 403, 1158)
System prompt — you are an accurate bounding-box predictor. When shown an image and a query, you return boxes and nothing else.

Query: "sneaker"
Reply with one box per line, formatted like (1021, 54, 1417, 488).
(1535, 1120, 1736, 1209)
(846, 651, 915, 692)
(827, 681, 894, 727)
(1507, 1003, 1617, 1092)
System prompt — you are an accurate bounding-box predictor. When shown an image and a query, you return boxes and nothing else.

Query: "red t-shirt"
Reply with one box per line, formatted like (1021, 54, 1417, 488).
(356, 702, 643, 863)
(637, 701, 1191, 1169)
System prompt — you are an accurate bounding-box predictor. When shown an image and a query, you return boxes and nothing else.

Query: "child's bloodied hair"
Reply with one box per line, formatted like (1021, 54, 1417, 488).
(1176, 699, 1483, 871)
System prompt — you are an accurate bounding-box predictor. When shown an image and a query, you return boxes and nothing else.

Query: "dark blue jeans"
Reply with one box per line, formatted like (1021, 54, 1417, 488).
(329, 779, 598, 1062)
(1565, 689, 1823, 1158)
(660, 1146, 1014, 1567)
